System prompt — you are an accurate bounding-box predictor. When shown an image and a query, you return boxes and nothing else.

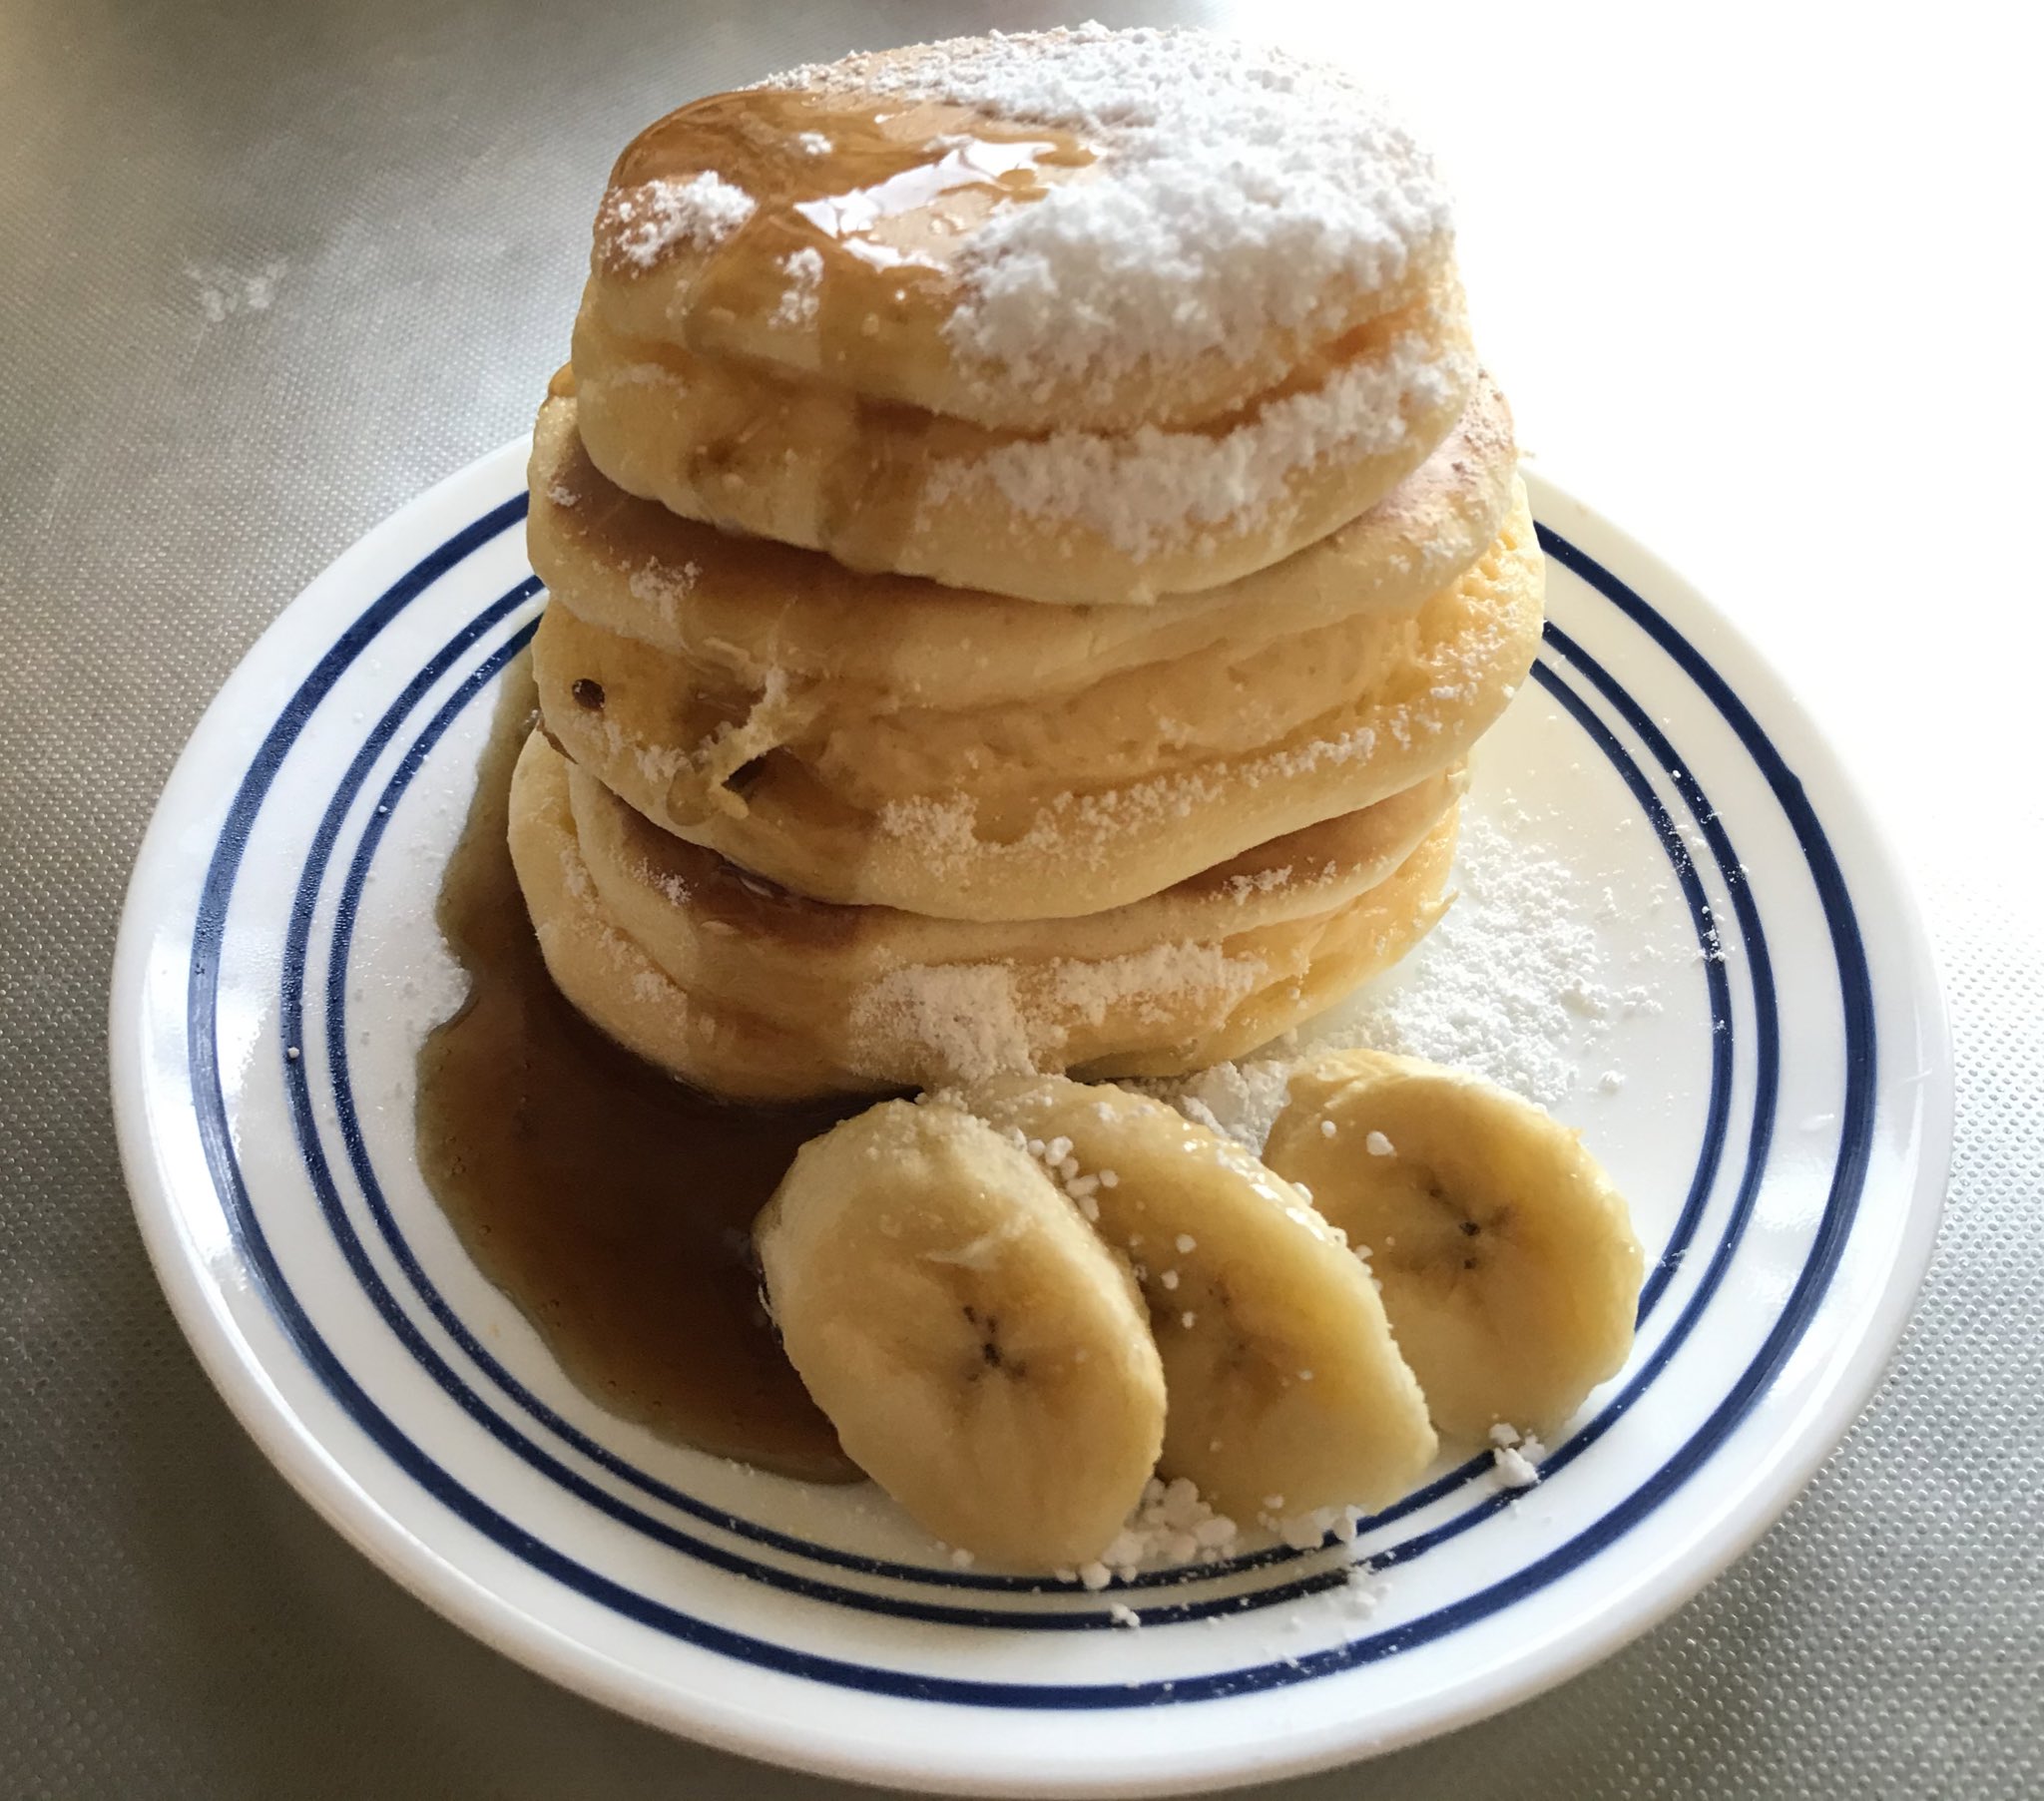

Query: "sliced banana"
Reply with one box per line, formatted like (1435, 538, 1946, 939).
(1265, 1050, 1644, 1443)
(962, 1076, 1437, 1522)
(754, 1099, 1166, 1568)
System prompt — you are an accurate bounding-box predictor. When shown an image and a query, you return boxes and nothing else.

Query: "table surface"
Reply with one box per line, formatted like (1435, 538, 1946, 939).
(4, 0, 2038, 1794)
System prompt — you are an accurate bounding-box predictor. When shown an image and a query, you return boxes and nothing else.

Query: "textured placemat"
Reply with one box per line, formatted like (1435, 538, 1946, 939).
(2, 1, 2034, 1795)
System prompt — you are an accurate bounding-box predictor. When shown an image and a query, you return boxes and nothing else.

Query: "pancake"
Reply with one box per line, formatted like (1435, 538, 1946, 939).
(572, 268, 1473, 606)
(533, 483, 1543, 921)
(535, 540, 1470, 832)
(569, 753, 1461, 1000)
(526, 373, 1518, 708)
(509, 727, 1458, 1098)
(505, 726, 851, 1102)
(579, 26, 1455, 436)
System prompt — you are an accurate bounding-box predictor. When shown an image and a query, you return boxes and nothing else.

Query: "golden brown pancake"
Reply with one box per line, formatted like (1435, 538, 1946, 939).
(533, 484, 1542, 921)
(507, 727, 1459, 1099)
(572, 272, 1473, 606)
(577, 27, 1457, 436)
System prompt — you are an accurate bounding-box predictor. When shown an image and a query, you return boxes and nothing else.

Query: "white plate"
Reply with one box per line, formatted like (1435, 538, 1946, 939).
(110, 446, 1951, 1797)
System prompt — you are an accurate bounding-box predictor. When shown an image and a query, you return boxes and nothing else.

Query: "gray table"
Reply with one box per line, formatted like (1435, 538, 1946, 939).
(5, 0, 2039, 1794)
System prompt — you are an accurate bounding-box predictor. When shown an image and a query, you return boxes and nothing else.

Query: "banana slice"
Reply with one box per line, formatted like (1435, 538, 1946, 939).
(962, 1076, 1437, 1522)
(1265, 1050, 1644, 1442)
(754, 1099, 1166, 1568)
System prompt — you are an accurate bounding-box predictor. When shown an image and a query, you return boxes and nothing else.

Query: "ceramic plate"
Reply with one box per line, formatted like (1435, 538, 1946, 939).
(110, 447, 1951, 1796)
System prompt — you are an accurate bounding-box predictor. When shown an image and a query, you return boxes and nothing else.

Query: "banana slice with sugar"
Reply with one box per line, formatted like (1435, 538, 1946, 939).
(963, 1076, 1437, 1522)
(755, 1099, 1167, 1568)
(1265, 1050, 1644, 1442)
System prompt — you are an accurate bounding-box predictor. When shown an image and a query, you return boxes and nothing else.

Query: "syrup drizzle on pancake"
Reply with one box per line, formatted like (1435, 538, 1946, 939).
(599, 89, 1094, 393)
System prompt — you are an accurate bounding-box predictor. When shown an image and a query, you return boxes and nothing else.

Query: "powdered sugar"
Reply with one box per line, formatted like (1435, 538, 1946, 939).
(1148, 811, 1627, 1146)
(1223, 864, 1297, 904)
(772, 246, 824, 327)
(777, 26, 1452, 397)
(925, 326, 1470, 558)
(1049, 941, 1261, 1027)
(849, 963, 1035, 1085)
(875, 791, 982, 860)
(1162, 1061, 1294, 1150)
(1088, 1475, 1241, 1576)
(1049, 1477, 1374, 1590)
(848, 941, 1264, 1084)
(1309, 813, 1605, 1107)
(870, 723, 1377, 873)
(1487, 1422, 1545, 1490)
(625, 557, 702, 628)
(601, 171, 757, 267)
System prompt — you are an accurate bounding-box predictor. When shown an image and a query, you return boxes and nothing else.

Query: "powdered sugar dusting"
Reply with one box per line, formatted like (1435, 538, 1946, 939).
(626, 557, 702, 630)
(1092, 1476, 1240, 1576)
(1149, 811, 1629, 1147)
(1488, 1422, 1545, 1490)
(871, 721, 1389, 874)
(925, 323, 1470, 557)
(1318, 813, 1601, 1104)
(601, 172, 757, 268)
(849, 941, 1265, 1084)
(1165, 1061, 1295, 1150)
(876, 791, 981, 859)
(1048, 941, 1262, 1027)
(850, 965, 1035, 1086)
(1223, 864, 1298, 903)
(776, 25, 1452, 395)
(1045, 1475, 1376, 1588)
(772, 246, 824, 327)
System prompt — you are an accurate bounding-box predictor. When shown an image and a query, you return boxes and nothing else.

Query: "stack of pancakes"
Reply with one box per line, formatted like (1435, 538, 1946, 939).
(509, 26, 1545, 1102)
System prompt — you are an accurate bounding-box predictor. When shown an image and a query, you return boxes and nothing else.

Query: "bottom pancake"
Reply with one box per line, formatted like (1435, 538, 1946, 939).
(509, 729, 1459, 1101)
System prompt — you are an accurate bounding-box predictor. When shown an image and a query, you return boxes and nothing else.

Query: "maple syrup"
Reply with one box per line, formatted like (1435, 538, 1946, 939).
(413, 660, 861, 1481)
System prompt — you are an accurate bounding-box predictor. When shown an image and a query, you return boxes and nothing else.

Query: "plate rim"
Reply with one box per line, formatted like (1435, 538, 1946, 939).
(108, 444, 1955, 1797)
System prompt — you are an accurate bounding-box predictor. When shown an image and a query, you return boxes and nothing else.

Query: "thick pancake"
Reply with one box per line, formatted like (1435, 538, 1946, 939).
(579, 26, 1453, 436)
(569, 755, 1461, 1003)
(510, 727, 1458, 1098)
(534, 484, 1542, 921)
(572, 269, 1473, 606)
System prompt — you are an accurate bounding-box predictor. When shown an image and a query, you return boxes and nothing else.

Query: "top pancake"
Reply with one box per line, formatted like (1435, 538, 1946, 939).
(583, 25, 1454, 436)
